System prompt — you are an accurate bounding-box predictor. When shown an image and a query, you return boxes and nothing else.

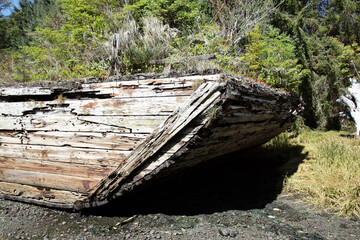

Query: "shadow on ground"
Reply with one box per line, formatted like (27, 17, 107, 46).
(87, 144, 306, 216)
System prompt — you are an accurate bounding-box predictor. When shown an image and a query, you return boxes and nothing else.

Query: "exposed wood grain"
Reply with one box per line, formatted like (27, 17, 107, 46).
(0, 87, 53, 96)
(0, 115, 166, 133)
(82, 75, 221, 90)
(0, 169, 99, 193)
(0, 182, 83, 205)
(0, 157, 113, 179)
(0, 143, 130, 166)
(0, 131, 147, 150)
(0, 96, 187, 116)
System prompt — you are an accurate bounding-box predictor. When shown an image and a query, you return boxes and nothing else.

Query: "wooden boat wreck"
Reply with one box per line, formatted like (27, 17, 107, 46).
(0, 71, 302, 210)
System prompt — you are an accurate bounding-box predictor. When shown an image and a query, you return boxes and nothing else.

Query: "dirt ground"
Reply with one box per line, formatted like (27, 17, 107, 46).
(1, 146, 359, 240)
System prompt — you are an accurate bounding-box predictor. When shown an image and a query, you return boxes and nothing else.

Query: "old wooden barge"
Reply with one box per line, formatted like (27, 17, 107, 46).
(0, 71, 302, 210)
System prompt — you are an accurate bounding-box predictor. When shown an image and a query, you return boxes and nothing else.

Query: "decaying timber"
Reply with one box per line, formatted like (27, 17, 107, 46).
(0, 71, 302, 210)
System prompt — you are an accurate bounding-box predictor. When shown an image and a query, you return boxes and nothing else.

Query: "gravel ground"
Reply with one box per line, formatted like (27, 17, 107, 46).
(1, 146, 359, 240)
(1, 195, 359, 240)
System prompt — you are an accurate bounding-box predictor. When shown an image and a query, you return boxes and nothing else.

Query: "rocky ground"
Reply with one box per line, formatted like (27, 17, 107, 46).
(1, 145, 359, 240)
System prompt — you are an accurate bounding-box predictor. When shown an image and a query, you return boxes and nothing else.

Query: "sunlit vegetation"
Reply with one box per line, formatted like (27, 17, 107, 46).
(266, 131, 360, 218)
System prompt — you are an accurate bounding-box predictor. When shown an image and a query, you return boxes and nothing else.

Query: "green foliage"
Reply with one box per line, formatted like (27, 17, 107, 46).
(123, 0, 210, 30)
(242, 25, 262, 71)
(235, 25, 302, 91)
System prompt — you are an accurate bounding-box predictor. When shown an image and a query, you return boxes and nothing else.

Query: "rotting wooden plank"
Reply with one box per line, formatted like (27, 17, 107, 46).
(0, 169, 99, 193)
(0, 182, 83, 205)
(0, 115, 166, 133)
(0, 143, 130, 166)
(0, 96, 188, 116)
(81, 74, 222, 90)
(0, 131, 147, 150)
(69, 96, 188, 116)
(85, 82, 224, 205)
(0, 157, 113, 179)
(0, 87, 53, 96)
(77, 116, 166, 133)
(88, 87, 194, 99)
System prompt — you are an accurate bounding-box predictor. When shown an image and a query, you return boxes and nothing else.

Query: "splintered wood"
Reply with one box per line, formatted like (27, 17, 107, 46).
(0, 72, 302, 209)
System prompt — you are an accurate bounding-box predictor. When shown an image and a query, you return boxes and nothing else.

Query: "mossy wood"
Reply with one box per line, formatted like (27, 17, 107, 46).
(0, 72, 302, 210)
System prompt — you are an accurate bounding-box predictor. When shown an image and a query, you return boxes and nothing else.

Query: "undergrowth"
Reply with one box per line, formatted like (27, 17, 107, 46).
(283, 130, 360, 218)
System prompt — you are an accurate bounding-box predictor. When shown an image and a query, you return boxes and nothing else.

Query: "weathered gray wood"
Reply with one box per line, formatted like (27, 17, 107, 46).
(0, 115, 166, 133)
(0, 157, 112, 179)
(0, 182, 83, 205)
(0, 87, 53, 96)
(0, 143, 130, 166)
(0, 131, 147, 150)
(0, 96, 187, 116)
(0, 169, 99, 193)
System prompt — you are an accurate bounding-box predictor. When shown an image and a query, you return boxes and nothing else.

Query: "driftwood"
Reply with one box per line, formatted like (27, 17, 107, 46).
(337, 77, 360, 137)
(0, 71, 302, 209)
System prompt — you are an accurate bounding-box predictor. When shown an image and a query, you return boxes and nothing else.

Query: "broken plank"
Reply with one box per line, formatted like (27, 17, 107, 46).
(81, 74, 222, 90)
(0, 87, 53, 96)
(0, 96, 187, 116)
(0, 182, 83, 205)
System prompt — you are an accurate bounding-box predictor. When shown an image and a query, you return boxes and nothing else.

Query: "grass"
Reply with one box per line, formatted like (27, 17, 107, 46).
(282, 130, 360, 218)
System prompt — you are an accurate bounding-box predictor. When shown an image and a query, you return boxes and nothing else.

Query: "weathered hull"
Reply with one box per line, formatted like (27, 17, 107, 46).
(0, 72, 302, 209)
